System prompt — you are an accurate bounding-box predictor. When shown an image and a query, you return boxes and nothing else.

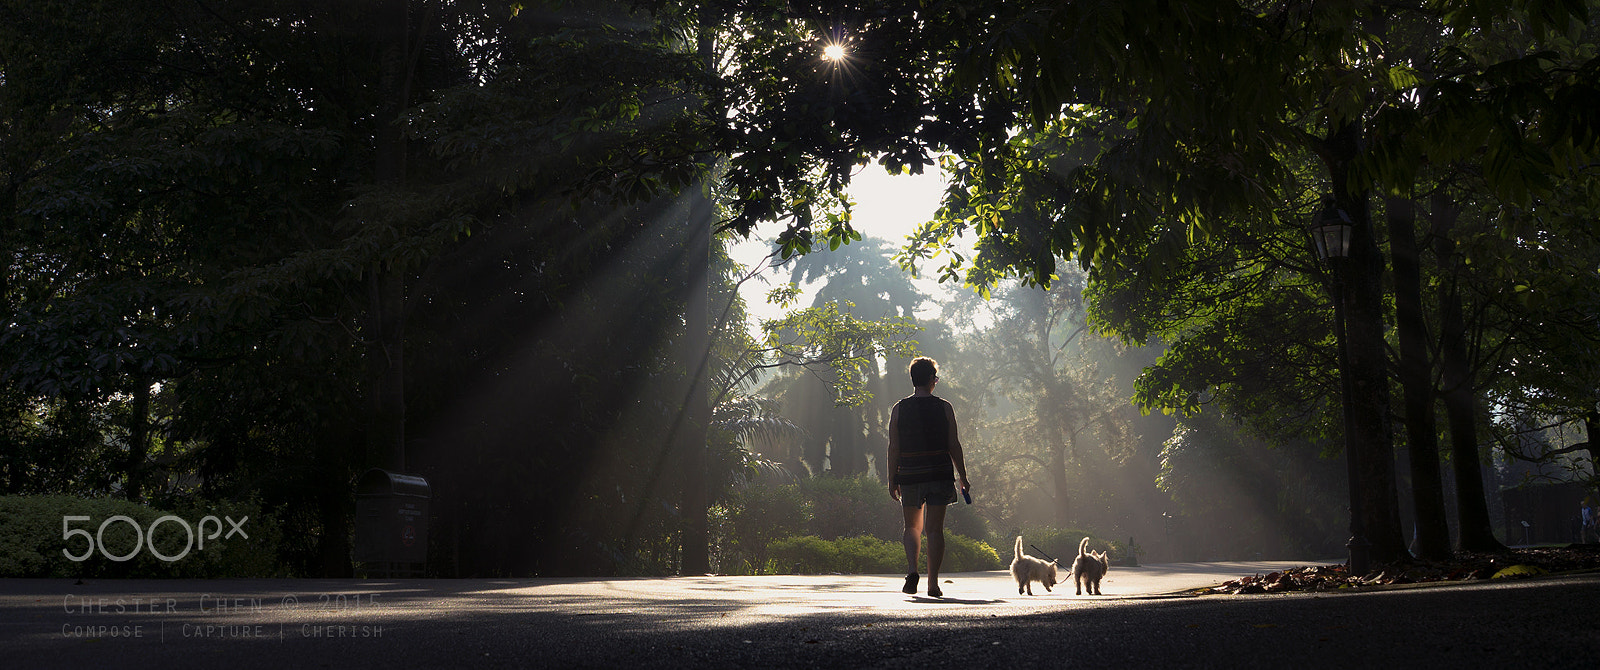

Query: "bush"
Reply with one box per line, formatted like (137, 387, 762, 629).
(767, 535, 844, 574)
(799, 475, 992, 542)
(942, 501, 992, 546)
(711, 482, 812, 574)
(717, 475, 1004, 575)
(798, 475, 900, 540)
(766, 533, 1001, 574)
(0, 495, 285, 578)
(944, 533, 1002, 571)
(832, 535, 902, 573)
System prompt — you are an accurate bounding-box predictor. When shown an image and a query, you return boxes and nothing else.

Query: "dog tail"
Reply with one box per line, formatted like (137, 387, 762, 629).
(1014, 535, 1023, 561)
(1078, 536, 1090, 557)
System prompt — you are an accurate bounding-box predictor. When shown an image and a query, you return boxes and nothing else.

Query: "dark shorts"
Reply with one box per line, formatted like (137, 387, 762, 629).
(899, 480, 957, 508)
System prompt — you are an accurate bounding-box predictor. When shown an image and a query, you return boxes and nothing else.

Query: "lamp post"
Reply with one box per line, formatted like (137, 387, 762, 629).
(1310, 202, 1371, 577)
(1162, 511, 1174, 562)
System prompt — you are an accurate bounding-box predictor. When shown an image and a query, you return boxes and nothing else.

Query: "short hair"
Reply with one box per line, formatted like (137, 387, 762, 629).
(909, 357, 938, 387)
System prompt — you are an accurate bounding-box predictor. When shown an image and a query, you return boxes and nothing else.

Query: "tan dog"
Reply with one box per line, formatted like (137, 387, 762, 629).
(1071, 536, 1109, 595)
(1009, 536, 1059, 595)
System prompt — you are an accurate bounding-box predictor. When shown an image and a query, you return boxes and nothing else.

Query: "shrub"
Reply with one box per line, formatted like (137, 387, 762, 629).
(798, 475, 900, 540)
(711, 482, 812, 575)
(0, 495, 285, 578)
(766, 533, 1001, 574)
(943, 534, 1002, 571)
(786, 475, 994, 548)
(767, 535, 841, 574)
(942, 501, 992, 546)
(832, 535, 902, 574)
(717, 475, 1005, 575)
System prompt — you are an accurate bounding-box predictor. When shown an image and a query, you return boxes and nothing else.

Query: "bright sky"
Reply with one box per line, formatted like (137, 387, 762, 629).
(728, 166, 959, 326)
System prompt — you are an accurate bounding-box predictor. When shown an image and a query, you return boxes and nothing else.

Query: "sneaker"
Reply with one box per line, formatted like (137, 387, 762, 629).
(928, 582, 943, 598)
(902, 573, 919, 595)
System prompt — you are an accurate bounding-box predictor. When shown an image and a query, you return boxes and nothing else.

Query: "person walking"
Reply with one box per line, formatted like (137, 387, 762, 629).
(886, 356, 970, 598)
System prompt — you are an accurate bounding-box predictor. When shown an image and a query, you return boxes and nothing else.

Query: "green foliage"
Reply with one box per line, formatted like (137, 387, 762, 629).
(760, 300, 919, 407)
(766, 533, 1000, 575)
(0, 0, 735, 577)
(829, 535, 901, 574)
(942, 533, 1004, 572)
(681, 0, 1599, 294)
(766, 535, 849, 574)
(709, 475, 894, 573)
(759, 239, 930, 477)
(672, 0, 960, 250)
(797, 475, 901, 540)
(0, 396, 122, 496)
(1092, 226, 1344, 443)
(406, 17, 713, 206)
(0, 495, 285, 578)
(711, 482, 812, 575)
(942, 501, 993, 547)
(712, 475, 1000, 574)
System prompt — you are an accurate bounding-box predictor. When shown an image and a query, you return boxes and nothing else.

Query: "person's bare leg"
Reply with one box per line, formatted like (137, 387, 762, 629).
(923, 503, 947, 597)
(901, 504, 923, 593)
(902, 504, 924, 572)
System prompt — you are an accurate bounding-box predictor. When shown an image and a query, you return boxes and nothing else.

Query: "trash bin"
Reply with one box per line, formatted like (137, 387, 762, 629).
(354, 468, 430, 577)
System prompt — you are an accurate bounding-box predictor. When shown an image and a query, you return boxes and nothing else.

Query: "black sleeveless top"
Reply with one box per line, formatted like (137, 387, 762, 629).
(893, 395, 953, 485)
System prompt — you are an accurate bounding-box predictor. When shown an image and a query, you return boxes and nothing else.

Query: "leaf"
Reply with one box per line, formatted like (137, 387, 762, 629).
(1490, 565, 1547, 579)
(1387, 65, 1421, 91)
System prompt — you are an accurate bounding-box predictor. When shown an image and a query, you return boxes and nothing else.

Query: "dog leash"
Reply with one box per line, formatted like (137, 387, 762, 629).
(1030, 545, 1057, 563)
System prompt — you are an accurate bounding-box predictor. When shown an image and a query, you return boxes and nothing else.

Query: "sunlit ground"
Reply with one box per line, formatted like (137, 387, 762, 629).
(1, 560, 1325, 637)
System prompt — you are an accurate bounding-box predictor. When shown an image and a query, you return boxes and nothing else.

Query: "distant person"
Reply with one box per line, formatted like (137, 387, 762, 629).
(886, 357, 970, 598)
(1584, 496, 1597, 543)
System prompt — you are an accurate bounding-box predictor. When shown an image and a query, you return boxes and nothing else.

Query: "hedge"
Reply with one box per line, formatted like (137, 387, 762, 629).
(767, 533, 1001, 574)
(0, 495, 285, 578)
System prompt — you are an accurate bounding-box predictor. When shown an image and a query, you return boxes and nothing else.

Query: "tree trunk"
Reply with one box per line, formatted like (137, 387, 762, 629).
(802, 423, 828, 476)
(861, 355, 885, 480)
(1050, 439, 1071, 528)
(316, 430, 354, 577)
(1384, 195, 1451, 560)
(367, 0, 411, 472)
(1435, 258, 1505, 552)
(367, 268, 408, 472)
(1429, 199, 1506, 553)
(1327, 123, 1409, 564)
(677, 11, 719, 575)
(679, 183, 712, 576)
(1584, 411, 1600, 485)
(123, 377, 152, 502)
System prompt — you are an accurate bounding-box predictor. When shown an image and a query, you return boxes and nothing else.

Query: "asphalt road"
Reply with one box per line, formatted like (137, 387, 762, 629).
(3, 562, 1596, 668)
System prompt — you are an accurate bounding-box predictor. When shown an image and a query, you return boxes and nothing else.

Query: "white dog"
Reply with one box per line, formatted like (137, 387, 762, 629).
(1071, 536, 1110, 595)
(1009, 536, 1059, 595)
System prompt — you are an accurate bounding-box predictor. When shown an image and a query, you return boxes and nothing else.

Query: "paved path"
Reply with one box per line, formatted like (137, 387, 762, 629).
(4, 561, 1596, 668)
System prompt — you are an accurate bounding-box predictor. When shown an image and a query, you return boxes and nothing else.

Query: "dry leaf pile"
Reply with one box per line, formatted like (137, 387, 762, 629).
(1206, 545, 1600, 595)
